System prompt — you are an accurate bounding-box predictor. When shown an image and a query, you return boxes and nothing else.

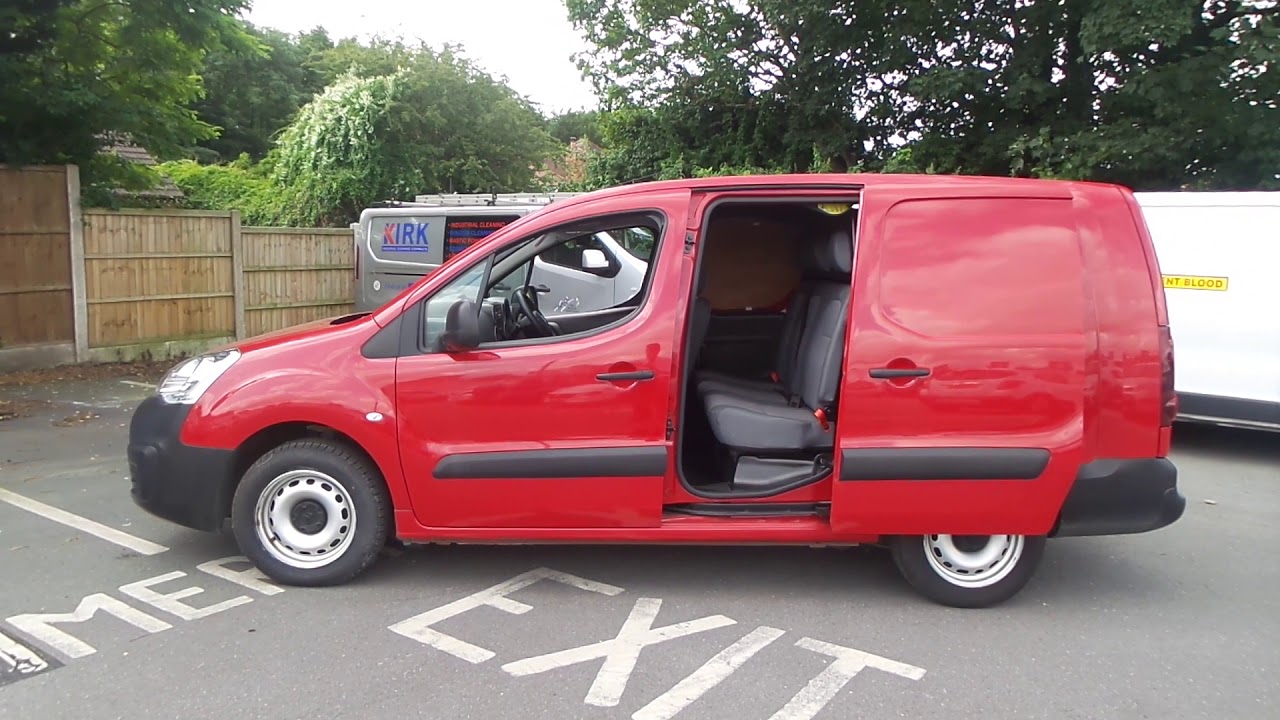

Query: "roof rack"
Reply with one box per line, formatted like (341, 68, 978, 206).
(409, 192, 588, 207)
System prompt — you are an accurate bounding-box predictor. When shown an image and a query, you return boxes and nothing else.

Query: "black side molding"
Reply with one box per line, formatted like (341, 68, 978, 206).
(434, 446, 669, 480)
(839, 447, 1050, 481)
(1052, 458, 1185, 537)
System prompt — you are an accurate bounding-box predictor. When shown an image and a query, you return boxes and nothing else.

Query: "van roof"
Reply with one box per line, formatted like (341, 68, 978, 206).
(545, 172, 1124, 210)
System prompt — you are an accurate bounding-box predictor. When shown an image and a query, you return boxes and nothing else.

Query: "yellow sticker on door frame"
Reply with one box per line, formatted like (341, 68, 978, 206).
(1163, 274, 1229, 291)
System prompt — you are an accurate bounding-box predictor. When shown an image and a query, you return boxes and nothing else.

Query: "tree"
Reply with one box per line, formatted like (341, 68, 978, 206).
(0, 0, 253, 194)
(894, 0, 1280, 189)
(547, 110, 606, 146)
(192, 23, 330, 162)
(565, 0, 1279, 190)
(565, 0, 921, 176)
(268, 47, 557, 226)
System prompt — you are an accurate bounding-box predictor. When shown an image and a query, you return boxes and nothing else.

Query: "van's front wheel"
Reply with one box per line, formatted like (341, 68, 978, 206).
(230, 439, 391, 587)
(889, 533, 1045, 608)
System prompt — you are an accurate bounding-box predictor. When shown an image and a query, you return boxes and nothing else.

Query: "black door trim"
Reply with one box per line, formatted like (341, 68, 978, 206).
(434, 446, 669, 479)
(839, 447, 1050, 481)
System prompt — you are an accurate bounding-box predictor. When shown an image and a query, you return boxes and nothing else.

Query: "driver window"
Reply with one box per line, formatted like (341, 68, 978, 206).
(469, 213, 664, 348)
(422, 260, 487, 350)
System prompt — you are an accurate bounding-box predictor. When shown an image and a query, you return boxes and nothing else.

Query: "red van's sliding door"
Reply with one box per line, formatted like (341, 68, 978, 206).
(829, 184, 1090, 537)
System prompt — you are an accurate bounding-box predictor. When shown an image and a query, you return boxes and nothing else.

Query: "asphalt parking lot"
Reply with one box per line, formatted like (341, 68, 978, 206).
(1, 368, 1277, 720)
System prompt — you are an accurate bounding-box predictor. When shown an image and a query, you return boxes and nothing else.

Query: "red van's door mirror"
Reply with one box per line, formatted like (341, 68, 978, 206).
(440, 299, 481, 352)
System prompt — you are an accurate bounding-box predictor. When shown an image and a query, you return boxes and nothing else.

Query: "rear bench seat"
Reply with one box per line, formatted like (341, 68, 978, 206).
(698, 229, 852, 453)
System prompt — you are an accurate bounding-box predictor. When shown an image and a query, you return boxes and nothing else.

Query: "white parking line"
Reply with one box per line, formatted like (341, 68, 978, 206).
(119, 380, 155, 389)
(0, 488, 168, 556)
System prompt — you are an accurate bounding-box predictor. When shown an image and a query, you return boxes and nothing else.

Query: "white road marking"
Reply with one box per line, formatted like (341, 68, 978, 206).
(769, 638, 926, 720)
(0, 487, 168, 556)
(196, 556, 284, 596)
(119, 380, 155, 388)
(632, 625, 786, 720)
(388, 567, 624, 664)
(502, 597, 737, 708)
(119, 571, 252, 621)
(6, 594, 172, 660)
(1, 630, 49, 676)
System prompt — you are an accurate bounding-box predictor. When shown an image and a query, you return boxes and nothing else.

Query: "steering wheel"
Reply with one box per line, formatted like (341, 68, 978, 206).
(510, 285, 559, 337)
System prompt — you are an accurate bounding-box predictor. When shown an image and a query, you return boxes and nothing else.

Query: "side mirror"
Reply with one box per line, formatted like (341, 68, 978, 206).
(581, 248, 609, 271)
(439, 299, 480, 352)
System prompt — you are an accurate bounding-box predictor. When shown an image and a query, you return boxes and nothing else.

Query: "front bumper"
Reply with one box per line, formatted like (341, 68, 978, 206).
(127, 395, 236, 532)
(1052, 458, 1186, 537)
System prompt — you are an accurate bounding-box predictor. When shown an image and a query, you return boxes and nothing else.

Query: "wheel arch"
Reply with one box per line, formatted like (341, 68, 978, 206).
(226, 421, 403, 539)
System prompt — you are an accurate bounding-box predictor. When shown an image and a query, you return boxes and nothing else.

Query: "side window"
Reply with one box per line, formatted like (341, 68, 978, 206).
(878, 198, 1084, 336)
(537, 232, 620, 278)
(422, 260, 488, 349)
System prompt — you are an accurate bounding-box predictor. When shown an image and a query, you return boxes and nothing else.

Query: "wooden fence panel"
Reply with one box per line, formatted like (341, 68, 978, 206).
(82, 210, 236, 349)
(0, 165, 74, 349)
(241, 227, 355, 337)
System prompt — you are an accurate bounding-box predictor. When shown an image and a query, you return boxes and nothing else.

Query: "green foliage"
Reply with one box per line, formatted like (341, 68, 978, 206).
(268, 49, 557, 227)
(0, 0, 253, 196)
(546, 110, 606, 146)
(158, 157, 282, 224)
(192, 24, 332, 162)
(566, 0, 1280, 190)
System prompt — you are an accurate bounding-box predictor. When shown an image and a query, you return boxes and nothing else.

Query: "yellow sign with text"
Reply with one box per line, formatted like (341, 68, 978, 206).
(1163, 274, 1229, 291)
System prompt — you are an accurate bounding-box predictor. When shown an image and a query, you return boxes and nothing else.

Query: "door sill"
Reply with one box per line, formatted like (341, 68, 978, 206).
(665, 502, 830, 519)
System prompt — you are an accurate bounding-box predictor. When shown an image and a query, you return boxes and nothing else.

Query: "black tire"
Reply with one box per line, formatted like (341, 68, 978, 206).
(888, 533, 1046, 608)
(230, 438, 391, 587)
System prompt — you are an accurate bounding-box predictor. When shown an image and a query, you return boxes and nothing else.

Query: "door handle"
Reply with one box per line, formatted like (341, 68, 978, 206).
(869, 367, 931, 379)
(597, 370, 655, 382)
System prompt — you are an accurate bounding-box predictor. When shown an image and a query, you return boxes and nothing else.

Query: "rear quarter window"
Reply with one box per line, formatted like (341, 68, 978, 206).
(878, 197, 1084, 336)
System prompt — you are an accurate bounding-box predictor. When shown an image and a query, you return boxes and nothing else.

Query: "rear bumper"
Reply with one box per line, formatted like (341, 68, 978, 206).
(127, 396, 235, 532)
(1052, 458, 1185, 537)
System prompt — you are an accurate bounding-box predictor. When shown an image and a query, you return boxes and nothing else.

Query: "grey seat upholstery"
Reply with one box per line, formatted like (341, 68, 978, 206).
(687, 266, 714, 376)
(700, 229, 852, 453)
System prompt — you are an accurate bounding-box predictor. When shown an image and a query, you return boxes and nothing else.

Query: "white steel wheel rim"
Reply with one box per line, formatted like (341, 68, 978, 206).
(923, 534, 1024, 589)
(254, 469, 357, 569)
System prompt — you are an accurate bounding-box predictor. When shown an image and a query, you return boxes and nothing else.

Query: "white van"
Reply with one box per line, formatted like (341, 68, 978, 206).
(1135, 191, 1280, 432)
(353, 194, 650, 314)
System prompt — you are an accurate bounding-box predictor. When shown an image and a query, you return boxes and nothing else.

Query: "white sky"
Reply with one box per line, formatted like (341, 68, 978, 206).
(242, 0, 600, 114)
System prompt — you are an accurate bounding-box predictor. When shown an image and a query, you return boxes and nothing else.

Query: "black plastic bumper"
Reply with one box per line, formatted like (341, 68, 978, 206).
(1052, 458, 1186, 537)
(127, 395, 236, 532)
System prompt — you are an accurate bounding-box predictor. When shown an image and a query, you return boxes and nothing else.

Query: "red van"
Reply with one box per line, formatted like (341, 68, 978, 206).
(127, 174, 1185, 608)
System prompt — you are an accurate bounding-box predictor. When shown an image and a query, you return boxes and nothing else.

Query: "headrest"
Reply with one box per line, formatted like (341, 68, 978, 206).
(824, 230, 853, 275)
(805, 230, 852, 276)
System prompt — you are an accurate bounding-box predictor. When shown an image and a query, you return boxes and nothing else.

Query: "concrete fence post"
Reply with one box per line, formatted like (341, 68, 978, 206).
(66, 164, 88, 363)
(231, 210, 246, 340)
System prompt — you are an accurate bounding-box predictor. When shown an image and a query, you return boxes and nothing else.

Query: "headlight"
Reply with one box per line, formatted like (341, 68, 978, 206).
(156, 350, 240, 405)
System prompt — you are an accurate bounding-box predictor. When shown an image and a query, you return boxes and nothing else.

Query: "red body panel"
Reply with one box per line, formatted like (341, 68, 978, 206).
(173, 173, 1168, 546)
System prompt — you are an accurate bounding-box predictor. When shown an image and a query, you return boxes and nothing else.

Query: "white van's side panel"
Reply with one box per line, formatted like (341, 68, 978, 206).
(1136, 191, 1280, 430)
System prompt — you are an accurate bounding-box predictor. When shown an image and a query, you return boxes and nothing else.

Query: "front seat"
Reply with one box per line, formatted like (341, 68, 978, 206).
(700, 229, 852, 453)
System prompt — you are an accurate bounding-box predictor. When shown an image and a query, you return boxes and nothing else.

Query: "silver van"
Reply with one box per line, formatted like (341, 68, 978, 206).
(353, 194, 651, 313)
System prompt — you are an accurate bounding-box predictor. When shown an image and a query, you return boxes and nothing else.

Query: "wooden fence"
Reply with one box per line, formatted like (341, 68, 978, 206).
(80, 209, 355, 360)
(241, 227, 355, 338)
(0, 165, 80, 370)
(1, 163, 356, 369)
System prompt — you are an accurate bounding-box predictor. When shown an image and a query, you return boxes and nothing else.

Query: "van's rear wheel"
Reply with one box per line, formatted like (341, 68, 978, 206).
(231, 439, 390, 587)
(888, 533, 1045, 608)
